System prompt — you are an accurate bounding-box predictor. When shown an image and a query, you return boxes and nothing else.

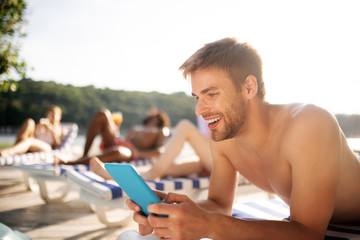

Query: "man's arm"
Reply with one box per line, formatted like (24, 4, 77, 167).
(49, 126, 62, 147)
(147, 106, 342, 240)
(127, 139, 239, 238)
(205, 106, 341, 240)
(209, 106, 340, 240)
(283, 105, 341, 238)
(198, 139, 239, 214)
(144, 140, 240, 239)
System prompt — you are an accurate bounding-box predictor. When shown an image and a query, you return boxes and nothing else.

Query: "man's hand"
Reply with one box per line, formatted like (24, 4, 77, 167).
(126, 197, 154, 235)
(126, 190, 167, 236)
(147, 192, 211, 240)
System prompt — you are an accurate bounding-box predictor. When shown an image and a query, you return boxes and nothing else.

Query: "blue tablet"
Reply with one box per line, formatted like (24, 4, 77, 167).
(104, 163, 161, 216)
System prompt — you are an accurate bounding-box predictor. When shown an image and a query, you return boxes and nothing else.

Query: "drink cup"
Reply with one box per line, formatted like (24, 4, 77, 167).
(112, 112, 123, 126)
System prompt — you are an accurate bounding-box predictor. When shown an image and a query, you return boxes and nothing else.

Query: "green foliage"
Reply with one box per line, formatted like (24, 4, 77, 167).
(1, 79, 360, 137)
(0, 78, 17, 91)
(0, 0, 28, 92)
(0, 79, 197, 132)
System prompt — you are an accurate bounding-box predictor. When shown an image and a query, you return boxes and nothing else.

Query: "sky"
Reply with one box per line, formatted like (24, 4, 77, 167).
(19, 0, 360, 114)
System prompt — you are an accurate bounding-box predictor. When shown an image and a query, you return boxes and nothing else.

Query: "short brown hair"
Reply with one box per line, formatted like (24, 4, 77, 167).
(179, 38, 265, 99)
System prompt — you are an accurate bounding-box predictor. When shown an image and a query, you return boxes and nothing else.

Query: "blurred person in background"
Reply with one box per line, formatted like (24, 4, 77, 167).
(54, 108, 171, 165)
(0, 105, 65, 157)
(90, 118, 212, 181)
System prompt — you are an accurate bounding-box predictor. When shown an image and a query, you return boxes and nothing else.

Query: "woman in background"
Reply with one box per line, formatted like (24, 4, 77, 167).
(0, 105, 65, 157)
(54, 108, 171, 165)
(90, 118, 212, 181)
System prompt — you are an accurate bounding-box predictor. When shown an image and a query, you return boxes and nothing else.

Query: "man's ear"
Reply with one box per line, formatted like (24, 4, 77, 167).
(244, 75, 258, 99)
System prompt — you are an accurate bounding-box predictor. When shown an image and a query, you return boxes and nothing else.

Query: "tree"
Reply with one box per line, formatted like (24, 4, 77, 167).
(0, 79, 197, 131)
(0, 0, 28, 92)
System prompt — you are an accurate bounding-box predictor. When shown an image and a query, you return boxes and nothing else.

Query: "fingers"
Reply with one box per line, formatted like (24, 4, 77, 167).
(126, 198, 150, 226)
(153, 190, 167, 200)
(152, 227, 171, 239)
(127, 193, 193, 240)
(128, 198, 155, 235)
(126, 198, 141, 212)
(163, 192, 189, 204)
(148, 214, 171, 232)
(148, 192, 190, 216)
(138, 224, 154, 236)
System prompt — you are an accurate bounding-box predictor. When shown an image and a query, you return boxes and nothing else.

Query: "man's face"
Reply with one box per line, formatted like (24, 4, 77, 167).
(191, 67, 248, 141)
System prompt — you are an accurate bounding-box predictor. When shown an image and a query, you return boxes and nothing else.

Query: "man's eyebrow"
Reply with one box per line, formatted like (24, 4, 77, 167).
(192, 87, 218, 97)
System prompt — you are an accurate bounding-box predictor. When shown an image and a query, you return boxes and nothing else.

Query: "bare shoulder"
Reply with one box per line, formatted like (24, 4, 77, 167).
(281, 104, 342, 159)
(284, 103, 339, 135)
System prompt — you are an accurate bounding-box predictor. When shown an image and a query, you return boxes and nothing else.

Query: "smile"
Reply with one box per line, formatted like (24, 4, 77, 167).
(205, 117, 222, 124)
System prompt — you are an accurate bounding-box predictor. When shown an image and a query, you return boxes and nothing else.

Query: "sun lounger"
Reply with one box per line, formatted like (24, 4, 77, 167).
(10, 140, 250, 227)
(235, 198, 360, 240)
(0, 122, 78, 166)
(116, 198, 360, 240)
(11, 158, 153, 204)
(3, 123, 78, 194)
(12, 163, 90, 203)
(65, 157, 250, 228)
(66, 163, 225, 228)
(9, 140, 196, 204)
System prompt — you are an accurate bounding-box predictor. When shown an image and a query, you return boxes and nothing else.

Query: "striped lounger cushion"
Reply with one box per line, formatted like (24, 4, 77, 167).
(232, 199, 360, 240)
(66, 169, 211, 201)
(116, 199, 360, 240)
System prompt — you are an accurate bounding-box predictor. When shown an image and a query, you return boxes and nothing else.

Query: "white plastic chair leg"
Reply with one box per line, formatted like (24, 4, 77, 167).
(94, 205, 133, 227)
(37, 180, 72, 203)
(22, 172, 39, 192)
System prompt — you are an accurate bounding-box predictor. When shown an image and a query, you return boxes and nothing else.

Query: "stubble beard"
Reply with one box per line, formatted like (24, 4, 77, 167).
(211, 97, 248, 142)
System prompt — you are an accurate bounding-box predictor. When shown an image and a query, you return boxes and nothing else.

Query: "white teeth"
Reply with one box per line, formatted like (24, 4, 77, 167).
(206, 117, 221, 124)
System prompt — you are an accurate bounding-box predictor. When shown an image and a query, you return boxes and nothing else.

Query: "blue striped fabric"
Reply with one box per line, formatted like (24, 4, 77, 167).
(174, 180, 183, 190)
(144, 180, 187, 191)
(232, 199, 360, 240)
(130, 159, 153, 166)
(191, 178, 201, 188)
(66, 169, 211, 201)
(77, 171, 123, 198)
(244, 202, 287, 219)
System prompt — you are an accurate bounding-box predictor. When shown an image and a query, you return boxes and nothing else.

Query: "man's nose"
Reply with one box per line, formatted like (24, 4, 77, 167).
(195, 98, 210, 116)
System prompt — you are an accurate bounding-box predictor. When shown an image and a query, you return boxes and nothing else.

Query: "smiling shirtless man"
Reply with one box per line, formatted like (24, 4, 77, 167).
(127, 38, 360, 240)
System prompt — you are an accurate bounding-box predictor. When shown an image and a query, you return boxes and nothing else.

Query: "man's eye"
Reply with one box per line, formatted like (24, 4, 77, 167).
(208, 93, 217, 97)
(193, 97, 199, 102)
